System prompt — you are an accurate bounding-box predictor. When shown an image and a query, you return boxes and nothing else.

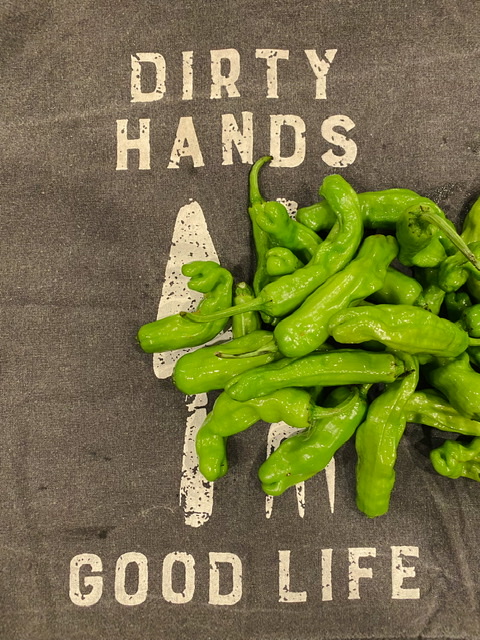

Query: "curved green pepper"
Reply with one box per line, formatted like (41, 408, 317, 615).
(438, 241, 480, 292)
(355, 354, 419, 518)
(328, 304, 470, 358)
(425, 352, 480, 420)
(405, 389, 480, 436)
(296, 189, 439, 232)
(273, 233, 398, 358)
(265, 247, 304, 276)
(173, 330, 280, 395)
(369, 266, 423, 306)
(225, 349, 405, 402)
(430, 437, 480, 481)
(182, 173, 364, 323)
(259, 385, 369, 496)
(254, 200, 321, 262)
(196, 387, 352, 482)
(137, 260, 233, 353)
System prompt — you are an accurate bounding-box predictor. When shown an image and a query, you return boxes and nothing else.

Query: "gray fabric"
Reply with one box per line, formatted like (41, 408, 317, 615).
(2, 1, 480, 638)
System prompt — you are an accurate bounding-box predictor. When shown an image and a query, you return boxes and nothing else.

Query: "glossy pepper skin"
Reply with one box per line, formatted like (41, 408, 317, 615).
(425, 352, 480, 420)
(137, 260, 233, 353)
(355, 354, 419, 518)
(437, 241, 480, 292)
(273, 234, 398, 358)
(231, 282, 261, 339)
(461, 195, 480, 301)
(183, 173, 364, 323)
(248, 156, 276, 298)
(225, 349, 405, 402)
(172, 330, 280, 395)
(395, 202, 450, 268)
(430, 437, 480, 481)
(413, 267, 445, 315)
(196, 387, 347, 481)
(444, 291, 472, 322)
(254, 199, 321, 262)
(329, 304, 470, 358)
(369, 266, 423, 306)
(296, 189, 440, 232)
(265, 247, 304, 276)
(404, 389, 480, 436)
(258, 385, 368, 496)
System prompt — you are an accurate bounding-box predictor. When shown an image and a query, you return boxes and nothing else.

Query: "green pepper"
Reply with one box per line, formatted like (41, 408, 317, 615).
(369, 266, 423, 306)
(172, 330, 280, 395)
(254, 200, 321, 262)
(355, 354, 419, 518)
(437, 241, 480, 292)
(443, 291, 472, 322)
(248, 156, 276, 298)
(273, 233, 398, 358)
(461, 195, 480, 301)
(258, 385, 369, 496)
(413, 267, 445, 315)
(395, 202, 449, 268)
(265, 247, 304, 277)
(328, 304, 470, 358)
(430, 437, 480, 482)
(225, 349, 405, 402)
(425, 352, 480, 420)
(182, 173, 364, 323)
(296, 189, 440, 232)
(137, 260, 233, 353)
(404, 389, 480, 436)
(232, 282, 261, 339)
(196, 387, 354, 482)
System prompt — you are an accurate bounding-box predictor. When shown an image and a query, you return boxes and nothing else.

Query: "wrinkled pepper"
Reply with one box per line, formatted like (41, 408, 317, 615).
(258, 385, 369, 496)
(328, 304, 471, 358)
(431, 437, 480, 482)
(296, 189, 441, 232)
(196, 386, 356, 482)
(173, 330, 280, 395)
(425, 352, 480, 420)
(137, 260, 233, 353)
(265, 247, 304, 276)
(355, 354, 419, 518)
(404, 389, 480, 436)
(369, 266, 423, 306)
(182, 173, 364, 323)
(273, 233, 398, 358)
(444, 291, 472, 322)
(225, 349, 405, 402)
(437, 241, 480, 292)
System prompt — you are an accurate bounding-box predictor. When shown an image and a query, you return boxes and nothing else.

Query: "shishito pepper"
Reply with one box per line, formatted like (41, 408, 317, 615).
(369, 266, 423, 306)
(137, 260, 233, 353)
(273, 233, 398, 358)
(172, 330, 280, 395)
(231, 282, 261, 339)
(258, 385, 369, 496)
(265, 247, 304, 276)
(328, 304, 471, 358)
(182, 173, 364, 323)
(444, 291, 472, 322)
(430, 437, 480, 481)
(395, 202, 449, 267)
(254, 199, 321, 262)
(425, 352, 480, 420)
(225, 349, 405, 402)
(437, 241, 480, 292)
(196, 387, 355, 482)
(296, 188, 441, 232)
(355, 354, 419, 518)
(404, 389, 480, 436)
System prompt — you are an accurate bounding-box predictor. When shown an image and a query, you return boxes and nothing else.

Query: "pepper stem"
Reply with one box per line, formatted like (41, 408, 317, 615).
(181, 298, 264, 323)
(418, 206, 480, 271)
(249, 156, 273, 206)
(468, 337, 480, 347)
(215, 344, 277, 359)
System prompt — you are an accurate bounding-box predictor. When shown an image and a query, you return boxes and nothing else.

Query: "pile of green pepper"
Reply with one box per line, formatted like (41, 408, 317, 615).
(138, 157, 480, 518)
